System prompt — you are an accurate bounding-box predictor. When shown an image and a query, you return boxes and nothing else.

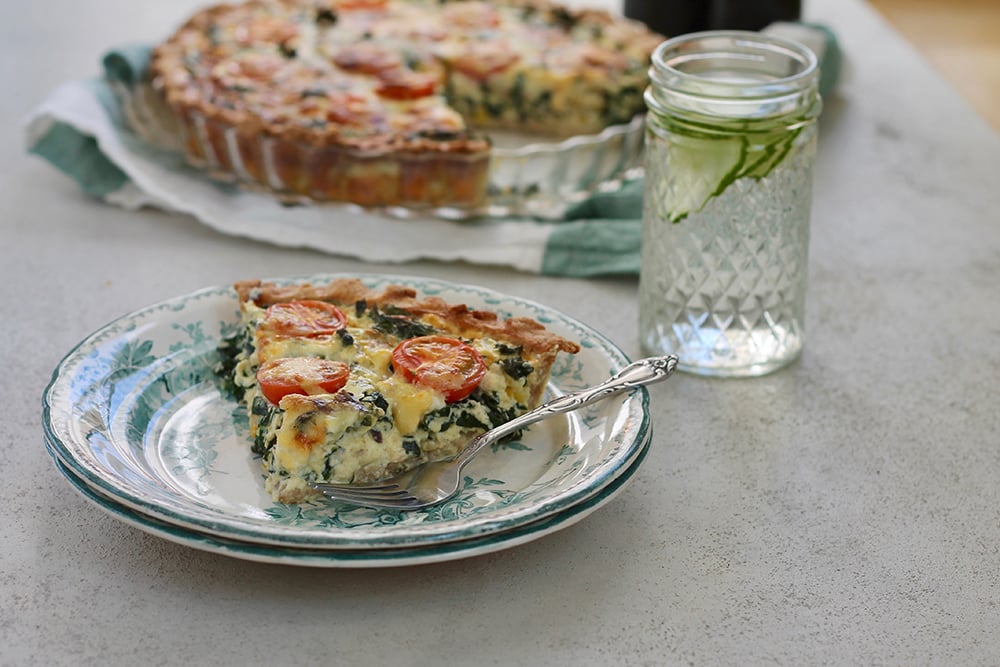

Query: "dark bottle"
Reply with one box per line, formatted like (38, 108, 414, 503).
(623, 0, 709, 37)
(624, 0, 802, 37)
(709, 0, 802, 31)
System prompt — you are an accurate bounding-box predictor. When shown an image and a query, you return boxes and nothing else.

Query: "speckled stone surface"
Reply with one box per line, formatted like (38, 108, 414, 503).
(4, 0, 1000, 664)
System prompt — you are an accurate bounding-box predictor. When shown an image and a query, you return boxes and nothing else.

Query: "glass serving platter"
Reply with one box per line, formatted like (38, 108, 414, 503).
(114, 80, 646, 221)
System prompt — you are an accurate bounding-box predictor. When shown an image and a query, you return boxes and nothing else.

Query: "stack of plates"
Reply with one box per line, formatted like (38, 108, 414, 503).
(43, 274, 652, 568)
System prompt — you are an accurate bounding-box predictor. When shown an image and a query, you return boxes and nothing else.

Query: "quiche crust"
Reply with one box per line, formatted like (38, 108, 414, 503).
(235, 278, 580, 355)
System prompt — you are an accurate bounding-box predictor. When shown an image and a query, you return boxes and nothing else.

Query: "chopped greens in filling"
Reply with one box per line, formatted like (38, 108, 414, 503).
(369, 304, 437, 340)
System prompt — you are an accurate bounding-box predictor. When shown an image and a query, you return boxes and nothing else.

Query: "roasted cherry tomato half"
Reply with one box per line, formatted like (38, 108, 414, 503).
(452, 42, 520, 80)
(334, 0, 389, 10)
(391, 335, 487, 403)
(256, 357, 351, 404)
(375, 68, 439, 100)
(332, 42, 403, 74)
(261, 300, 347, 338)
(440, 1, 501, 29)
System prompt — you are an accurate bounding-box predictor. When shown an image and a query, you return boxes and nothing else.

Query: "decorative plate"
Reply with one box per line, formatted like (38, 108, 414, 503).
(43, 274, 651, 551)
(46, 437, 650, 567)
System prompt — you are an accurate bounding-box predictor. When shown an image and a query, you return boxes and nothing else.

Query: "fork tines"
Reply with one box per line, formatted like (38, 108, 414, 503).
(310, 482, 422, 508)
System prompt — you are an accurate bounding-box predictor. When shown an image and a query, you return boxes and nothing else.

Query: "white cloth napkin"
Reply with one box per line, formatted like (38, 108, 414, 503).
(25, 46, 643, 277)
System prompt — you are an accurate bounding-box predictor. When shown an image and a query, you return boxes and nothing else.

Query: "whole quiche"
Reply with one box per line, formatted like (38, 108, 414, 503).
(149, 0, 663, 208)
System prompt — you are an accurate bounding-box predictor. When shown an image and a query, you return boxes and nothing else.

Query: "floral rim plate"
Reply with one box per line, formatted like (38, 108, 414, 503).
(47, 436, 650, 568)
(43, 274, 651, 551)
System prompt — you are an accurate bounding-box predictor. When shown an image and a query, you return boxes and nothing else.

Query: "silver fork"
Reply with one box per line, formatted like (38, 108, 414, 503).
(309, 354, 678, 511)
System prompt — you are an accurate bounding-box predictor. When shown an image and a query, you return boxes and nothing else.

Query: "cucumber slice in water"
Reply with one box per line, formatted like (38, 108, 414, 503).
(654, 132, 746, 223)
(653, 125, 802, 223)
(734, 127, 802, 181)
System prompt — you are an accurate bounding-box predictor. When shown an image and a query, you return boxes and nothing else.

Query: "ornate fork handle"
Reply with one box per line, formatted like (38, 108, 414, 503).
(453, 355, 678, 467)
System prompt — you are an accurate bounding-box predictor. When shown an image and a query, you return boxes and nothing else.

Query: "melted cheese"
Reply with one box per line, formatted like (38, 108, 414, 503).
(274, 393, 364, 473)
(363, 345, 394, 377)
(258, 333, 345, 364)
(378, 375, 443, 435)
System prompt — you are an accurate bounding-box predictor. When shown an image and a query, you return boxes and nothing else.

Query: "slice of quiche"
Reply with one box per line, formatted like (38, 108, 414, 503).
(217, 278, 580, 504)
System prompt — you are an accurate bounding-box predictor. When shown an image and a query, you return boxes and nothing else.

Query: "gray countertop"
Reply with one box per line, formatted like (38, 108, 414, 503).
(4, 0, 1000, 664)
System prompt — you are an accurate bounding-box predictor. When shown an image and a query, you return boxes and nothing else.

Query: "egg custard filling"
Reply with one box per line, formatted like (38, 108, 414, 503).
(216, 278, 580, 504)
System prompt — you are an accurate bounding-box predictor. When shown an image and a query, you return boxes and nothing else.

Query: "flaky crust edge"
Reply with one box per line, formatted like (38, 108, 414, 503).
(234, 278, 581, 355)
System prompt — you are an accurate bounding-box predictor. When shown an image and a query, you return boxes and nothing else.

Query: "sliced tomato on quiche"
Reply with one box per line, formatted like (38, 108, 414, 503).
(391, 335, 487, 403)
(260, 300, 348, 339)
(450, 42, 521, 80)
(375, 68, 440, 100)
(333, 0, 389, 10)
(257, 357, 351, 404)
(440, 1, 501, 29)
(332, 42, 404, 75)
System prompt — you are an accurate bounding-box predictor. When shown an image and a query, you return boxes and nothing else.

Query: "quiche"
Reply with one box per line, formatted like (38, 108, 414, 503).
(216, 278, 580, 503)
(149, 0, 662, 208)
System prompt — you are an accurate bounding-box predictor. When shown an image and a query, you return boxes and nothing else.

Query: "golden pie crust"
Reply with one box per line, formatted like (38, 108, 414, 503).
(235, 278, 581, 355)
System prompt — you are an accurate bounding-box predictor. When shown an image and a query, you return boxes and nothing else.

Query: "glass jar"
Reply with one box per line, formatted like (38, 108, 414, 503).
(638, 31, 822, 377)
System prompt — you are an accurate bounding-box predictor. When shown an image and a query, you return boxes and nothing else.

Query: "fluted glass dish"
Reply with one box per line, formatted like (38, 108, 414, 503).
(117, 81, 645, 220)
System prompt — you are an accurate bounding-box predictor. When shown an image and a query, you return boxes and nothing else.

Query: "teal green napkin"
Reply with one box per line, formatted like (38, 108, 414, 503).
(102, 44, 153, 87)
(546, 184, 643, 276)
(28, 45, 151, 198)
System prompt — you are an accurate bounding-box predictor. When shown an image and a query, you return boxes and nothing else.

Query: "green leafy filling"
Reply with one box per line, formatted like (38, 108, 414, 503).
(369, 304, 437, 339)
(215, 326, 253, 400)
(252, 397, 280, 457)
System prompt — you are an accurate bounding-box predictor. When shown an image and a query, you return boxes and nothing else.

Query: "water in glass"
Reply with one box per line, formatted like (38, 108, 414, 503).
(638, 31, 822, 377)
